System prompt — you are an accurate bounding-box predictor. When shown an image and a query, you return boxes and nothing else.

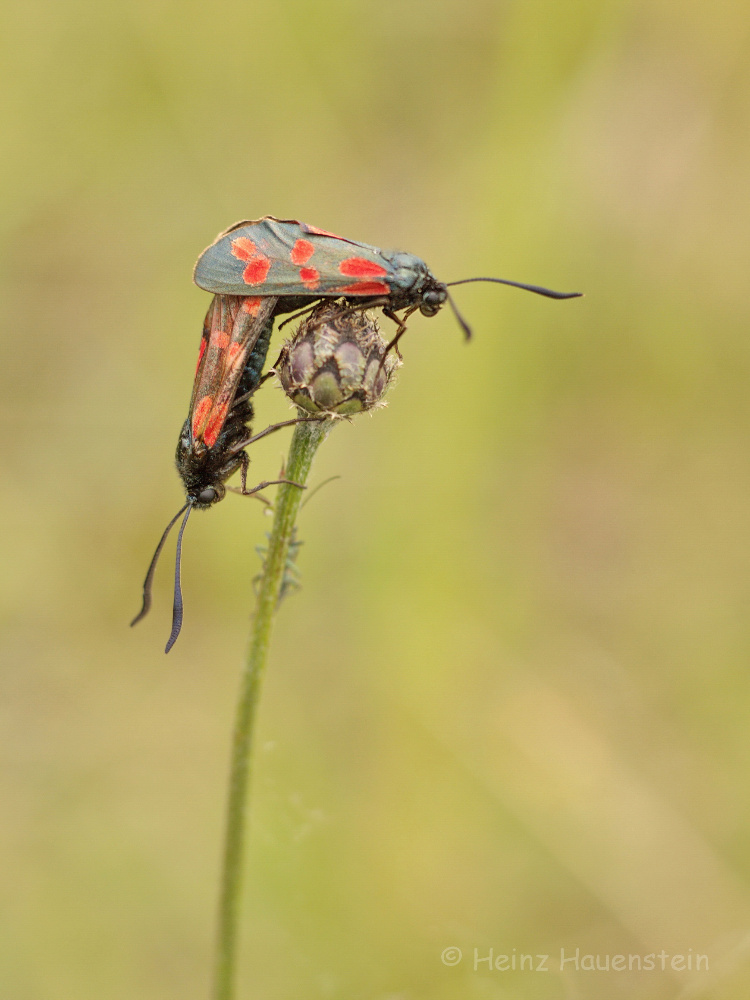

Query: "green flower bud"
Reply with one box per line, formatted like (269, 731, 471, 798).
(277, 302, 400, 415)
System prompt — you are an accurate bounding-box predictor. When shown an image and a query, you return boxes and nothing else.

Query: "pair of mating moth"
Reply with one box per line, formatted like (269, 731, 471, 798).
(132, 216, 581, 651)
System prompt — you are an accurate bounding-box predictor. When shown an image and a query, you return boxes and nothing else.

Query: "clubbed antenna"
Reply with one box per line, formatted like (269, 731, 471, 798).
(447, 276, 582, 300)
(131, 503, 190, 628)
(446, 291, 473, 339)
(165, 504, 194, 653)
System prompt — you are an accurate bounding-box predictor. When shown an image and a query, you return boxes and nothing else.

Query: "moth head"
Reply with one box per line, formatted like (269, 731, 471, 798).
(419, 284, 447, 317)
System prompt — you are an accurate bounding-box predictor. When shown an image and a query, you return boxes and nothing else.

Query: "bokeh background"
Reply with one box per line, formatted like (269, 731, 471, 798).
(3, 1, 750, 997)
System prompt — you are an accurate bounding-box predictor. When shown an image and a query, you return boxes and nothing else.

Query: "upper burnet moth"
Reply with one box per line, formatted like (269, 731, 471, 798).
(193, 216, 582, 351)
(131, 293, 312, 653)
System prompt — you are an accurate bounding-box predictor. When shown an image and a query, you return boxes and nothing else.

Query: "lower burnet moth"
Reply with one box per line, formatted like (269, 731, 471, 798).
(193, 216, 582, 351)
(131, 293, 310, 653)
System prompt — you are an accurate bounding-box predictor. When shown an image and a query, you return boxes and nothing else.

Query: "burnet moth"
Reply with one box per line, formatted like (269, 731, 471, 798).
(193, 216, 582, 353)
(134, 217, 581, 652)
(131, 294, 313, 652)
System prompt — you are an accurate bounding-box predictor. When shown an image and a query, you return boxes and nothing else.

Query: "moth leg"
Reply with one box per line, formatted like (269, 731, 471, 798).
(240, 478, 306, 497)
(382, 306, 417, 358)
(225, 484, 273, 505)
(222, 453, 269, 503)
(224, 447, 306, 498)
(214, 451, 258, 500)
(377, 306, 416, 376)
(232, 367, 276, 410)
(226, 416, 326, 457)
(277, 302, 321, 331)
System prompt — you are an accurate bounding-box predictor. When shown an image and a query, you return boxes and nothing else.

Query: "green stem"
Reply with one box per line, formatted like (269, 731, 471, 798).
(213, 417, 332, 1000)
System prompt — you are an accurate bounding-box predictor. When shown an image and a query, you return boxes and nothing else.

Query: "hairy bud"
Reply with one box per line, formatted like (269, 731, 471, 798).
(277, 303, 400, 415)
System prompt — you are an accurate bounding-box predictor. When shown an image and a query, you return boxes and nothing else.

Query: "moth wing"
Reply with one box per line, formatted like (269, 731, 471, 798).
(188, 295, 220, 414)
(189, 295, 277, 450)
(193, 217, 394, 298)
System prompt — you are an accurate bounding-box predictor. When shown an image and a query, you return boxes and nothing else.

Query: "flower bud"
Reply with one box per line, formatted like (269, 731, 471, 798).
(277, 302, 400, 415)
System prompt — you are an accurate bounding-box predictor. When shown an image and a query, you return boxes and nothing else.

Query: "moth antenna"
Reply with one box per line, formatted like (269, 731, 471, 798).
(131, 503, 190, 627)
(446, 277, 583, 300)
(165, 504, 194, 654)
(446, 292, 472, 340)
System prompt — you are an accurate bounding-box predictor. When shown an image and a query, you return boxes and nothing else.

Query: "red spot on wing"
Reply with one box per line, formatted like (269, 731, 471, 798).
(230, 238, 271, 285)
(215, 331, 230, 349)
(227, 343, 242, 364)
(304, 224, 344, 239)
(230, 238, 258, 261)
(242, 296, 263, 315)
(335, 281, 391, 296)
(241, 256, 271, 285)
(339, 257, 389, 278)
(204, 401, 230, 449)
(290, 239, 315, 265)
(195, 338, 207, 374)
(192, 395, 212, 438)
(299, 267, 320, 290)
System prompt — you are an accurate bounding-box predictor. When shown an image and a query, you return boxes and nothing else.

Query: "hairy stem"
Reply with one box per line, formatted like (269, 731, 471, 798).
(213, 417, 332, 1000)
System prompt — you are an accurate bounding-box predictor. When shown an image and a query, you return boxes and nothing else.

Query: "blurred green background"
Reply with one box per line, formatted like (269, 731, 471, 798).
(3, 1, 750, 997)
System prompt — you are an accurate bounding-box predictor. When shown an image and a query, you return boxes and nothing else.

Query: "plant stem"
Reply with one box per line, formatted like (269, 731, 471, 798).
(213, 417, 331, 1000)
